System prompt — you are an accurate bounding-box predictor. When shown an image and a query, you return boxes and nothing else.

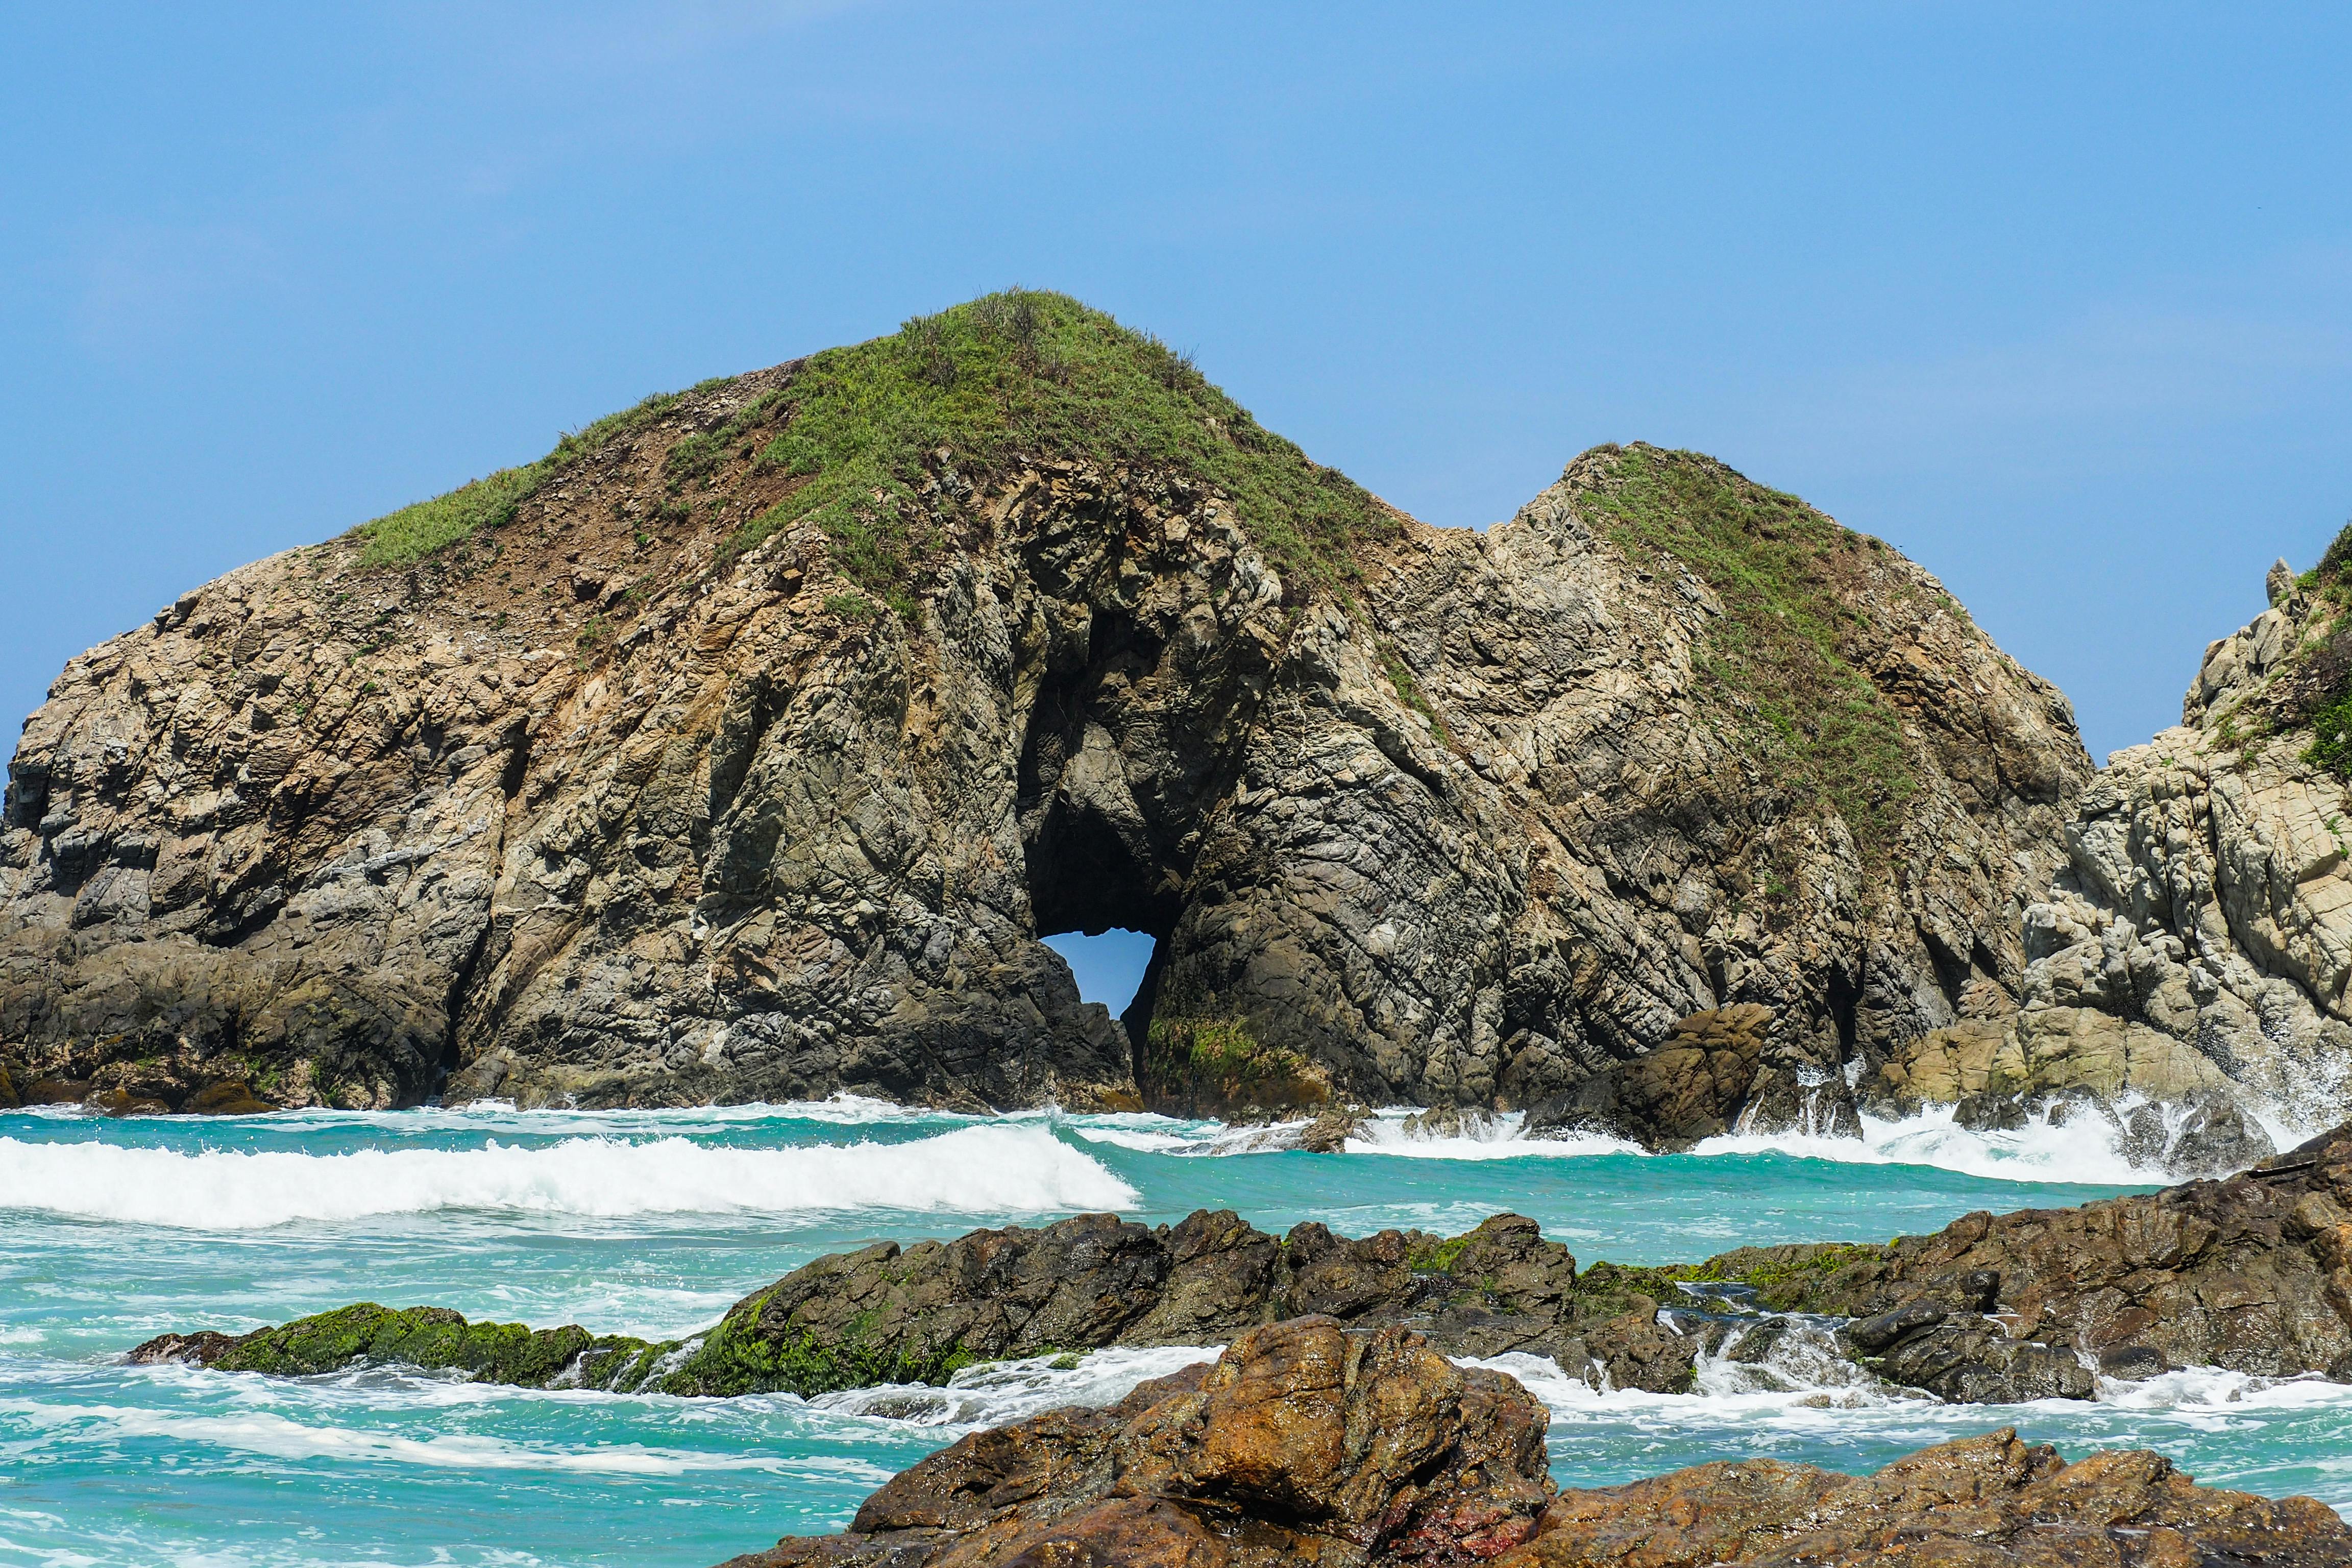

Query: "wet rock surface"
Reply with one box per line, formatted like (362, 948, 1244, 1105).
(131, 1129, 2352, 1405)
(1520, 1003, 1773, 1148)
(1758, 1119, 2352, 1384)
(723, 1317, 1559, 1568)
(132, 1210, 1719, 1398)
(1495, 1426, 2352, 1567)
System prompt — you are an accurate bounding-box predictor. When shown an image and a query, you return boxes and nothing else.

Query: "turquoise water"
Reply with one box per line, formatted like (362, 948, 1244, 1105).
(2, 1100, 2346, 1565)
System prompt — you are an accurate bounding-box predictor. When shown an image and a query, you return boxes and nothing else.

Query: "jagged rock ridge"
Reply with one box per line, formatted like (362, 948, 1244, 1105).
(3, 291, 2095, 1121)
(133, 1121, 2352, 1406)
(1870, 548, 2352, 1149)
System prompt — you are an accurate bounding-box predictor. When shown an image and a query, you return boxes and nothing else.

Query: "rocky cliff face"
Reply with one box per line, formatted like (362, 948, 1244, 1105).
(1869, 553, 2352, 1150)
(0, 292, 2095, 1120)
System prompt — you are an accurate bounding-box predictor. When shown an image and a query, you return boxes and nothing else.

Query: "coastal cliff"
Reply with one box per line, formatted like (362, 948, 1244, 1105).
(0, 291, 2100, 1129)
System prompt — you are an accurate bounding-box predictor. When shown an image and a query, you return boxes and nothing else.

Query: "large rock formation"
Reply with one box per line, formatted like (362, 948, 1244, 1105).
(715, 1322, 2352, 1567)
(0, 291, 2093, 1124)
(1868, 553, 2352, 1150)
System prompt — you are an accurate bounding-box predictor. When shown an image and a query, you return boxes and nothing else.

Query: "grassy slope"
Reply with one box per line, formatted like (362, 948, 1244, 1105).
(347, 293, 1962, 855)
(350, 290, 1399, 611)
(1579, 445, 1927, 867)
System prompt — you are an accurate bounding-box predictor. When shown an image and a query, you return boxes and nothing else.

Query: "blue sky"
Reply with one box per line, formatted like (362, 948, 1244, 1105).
(5, 4, 2349, 1006)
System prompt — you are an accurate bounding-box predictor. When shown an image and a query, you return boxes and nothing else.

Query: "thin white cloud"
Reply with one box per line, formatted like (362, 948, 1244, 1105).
(1749, 244, 2352, 481)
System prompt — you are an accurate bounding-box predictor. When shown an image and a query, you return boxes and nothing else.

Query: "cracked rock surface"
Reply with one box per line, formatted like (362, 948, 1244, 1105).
(0, 342, 2095, 1124)
(1868, 562, 2352, 1148)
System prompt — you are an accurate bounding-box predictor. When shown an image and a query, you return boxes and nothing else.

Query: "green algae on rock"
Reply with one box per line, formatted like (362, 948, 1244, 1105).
(131, 1209, 1727, 1399)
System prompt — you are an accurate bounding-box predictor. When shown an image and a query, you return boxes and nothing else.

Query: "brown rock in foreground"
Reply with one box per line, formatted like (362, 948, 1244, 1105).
(725, 1316, 1555, 1567)
(1498, 1427, 2351, 1567)
(722, 1318, 2352, 1567)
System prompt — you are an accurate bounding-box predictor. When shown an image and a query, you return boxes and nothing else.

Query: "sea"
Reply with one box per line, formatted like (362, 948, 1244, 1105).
(3, 1098, 2348, 1565)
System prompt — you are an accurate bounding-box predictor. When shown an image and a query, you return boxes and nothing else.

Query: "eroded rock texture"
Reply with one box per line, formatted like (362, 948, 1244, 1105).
(726, 1316, 1559, 1568)
(1870, 560, 2352, 1148)
(1497, 1427, 2352, 1568)
(1, 322, 2093, 1120)
(716, 1324, 2352, 1568)
(1760, 1120, 2352, 1385)
(131, 1211, 1718, 1399)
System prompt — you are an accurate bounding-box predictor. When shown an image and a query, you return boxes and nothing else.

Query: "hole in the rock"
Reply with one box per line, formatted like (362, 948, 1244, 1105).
(1043, 927, 1159, 1013)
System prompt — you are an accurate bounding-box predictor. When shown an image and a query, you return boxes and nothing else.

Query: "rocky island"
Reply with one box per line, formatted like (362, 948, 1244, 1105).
(19, 287, 2338, 1152)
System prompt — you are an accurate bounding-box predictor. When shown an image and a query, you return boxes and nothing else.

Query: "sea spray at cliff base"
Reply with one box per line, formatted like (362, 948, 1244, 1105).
(0, 1121, 1136, 1229)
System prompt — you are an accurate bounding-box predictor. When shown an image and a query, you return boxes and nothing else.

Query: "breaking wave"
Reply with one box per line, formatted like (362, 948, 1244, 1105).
(0, 1395, 896, 1479)
(811, 1343, 1220, 1430)
(0, 1122, 1136, 1230)
(1695, 1104, 2169, 1185)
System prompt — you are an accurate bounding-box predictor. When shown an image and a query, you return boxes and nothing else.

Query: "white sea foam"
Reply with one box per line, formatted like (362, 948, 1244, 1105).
(1345, 1109, 1639, 1161)
(811, 1343, 1219, 1430)
(0, 1123, 1135, 1230)
(0, 1396, 894, 1479)
(1693, 1104, 2163, 1185)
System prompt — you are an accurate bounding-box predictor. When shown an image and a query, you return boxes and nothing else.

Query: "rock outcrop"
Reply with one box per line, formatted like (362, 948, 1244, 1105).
(725, 1316, 1557, 1567)
(131, 1210, 1718, 1398)
(2, 291, 2092, 1125)
(1498, 1426, 2352, 1568)
(715, 1321, 2352, 1567)
(1868, 552, 2352, 1149)
(1754, 1118, 2352, 1387)
(140, 1125, 2352, 1407)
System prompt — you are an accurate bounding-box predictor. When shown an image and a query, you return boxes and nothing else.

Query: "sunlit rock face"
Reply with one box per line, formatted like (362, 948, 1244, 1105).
(1870, 559, 2352, 1161)
(0, 301, 2104, 1126)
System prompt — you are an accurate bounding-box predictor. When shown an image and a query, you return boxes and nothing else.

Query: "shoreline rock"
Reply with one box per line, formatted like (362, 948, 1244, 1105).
(718, 1317, 2352, 1567)
(1744, 1119, 2352, 1388)
(131, 1211, 1721, 1398)
(131, 1119, 2352, 1407)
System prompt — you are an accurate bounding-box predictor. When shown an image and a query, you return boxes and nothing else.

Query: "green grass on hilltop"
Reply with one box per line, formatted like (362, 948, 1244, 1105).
(731, 290, 1395, 612)
(352, 382, 730, 567)
(1583, 445, 1921, 867)
(347, 291, 1399, 611)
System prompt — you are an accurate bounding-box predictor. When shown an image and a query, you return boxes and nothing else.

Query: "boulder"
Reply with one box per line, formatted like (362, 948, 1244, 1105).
(1751, 1120, 2352, 1382)
(722, 1316, 1556, 1567)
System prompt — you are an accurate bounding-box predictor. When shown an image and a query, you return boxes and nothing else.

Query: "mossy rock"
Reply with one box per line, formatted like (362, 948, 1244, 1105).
(210, 1303, 669, 1389)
